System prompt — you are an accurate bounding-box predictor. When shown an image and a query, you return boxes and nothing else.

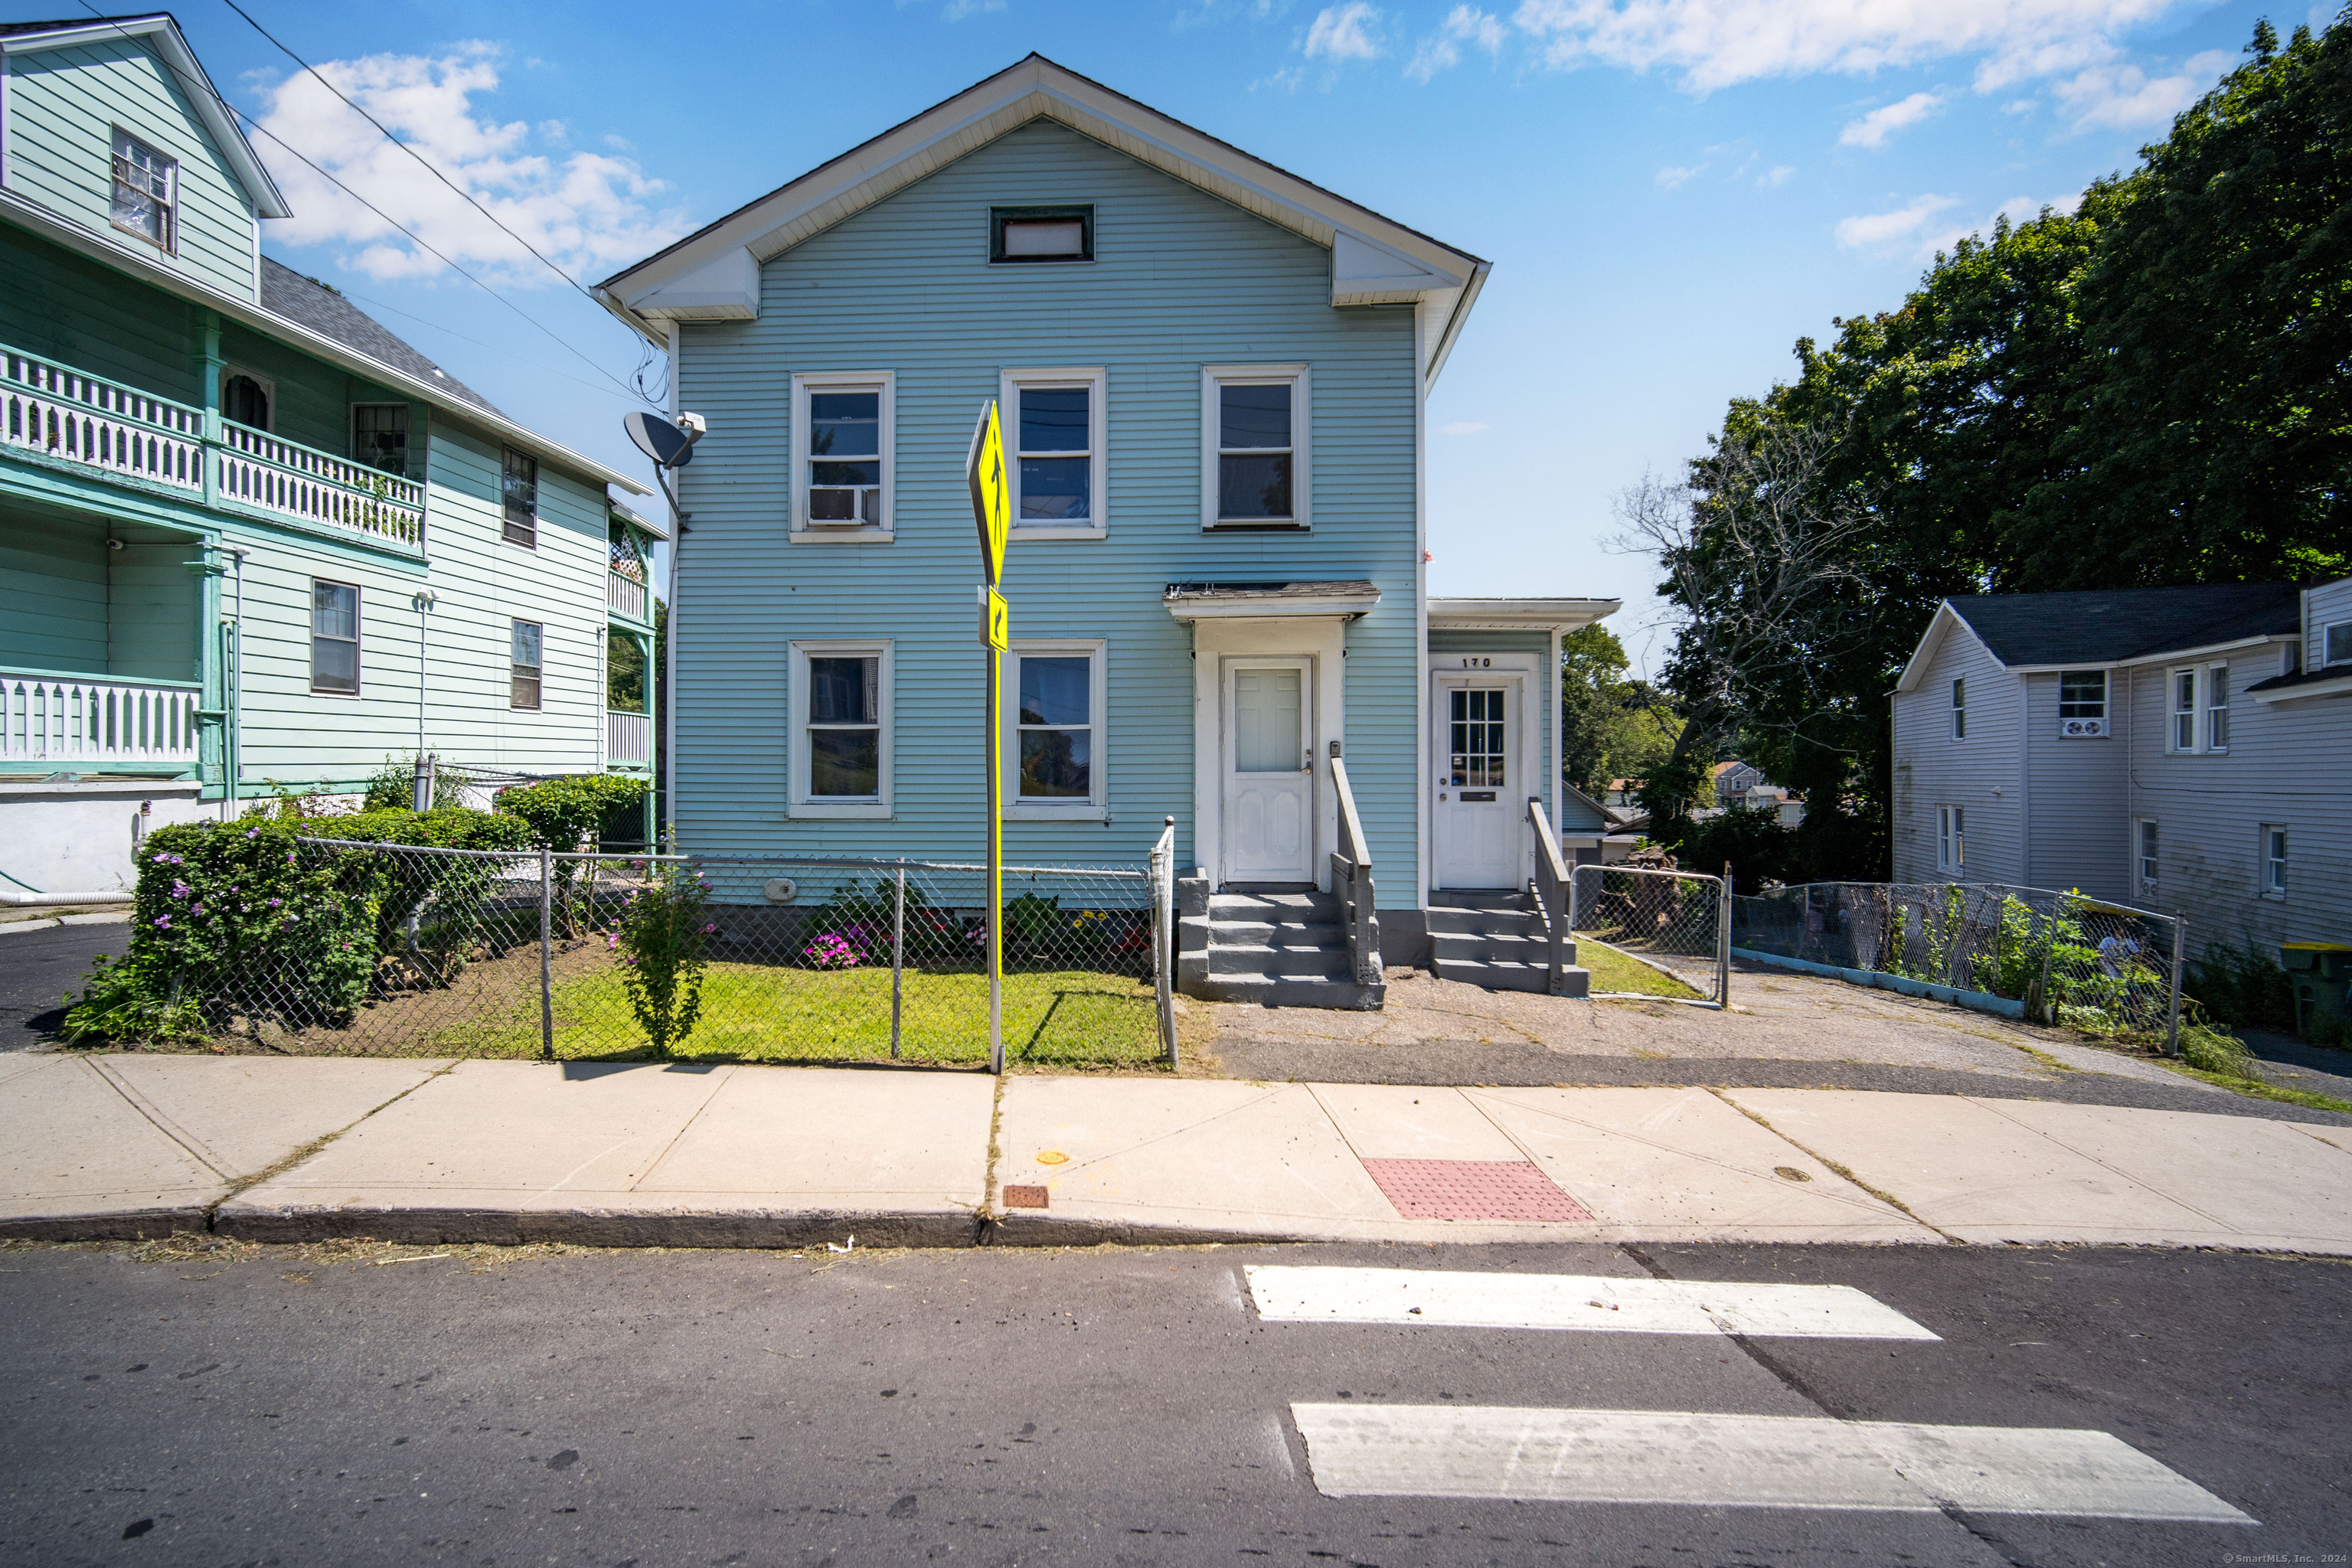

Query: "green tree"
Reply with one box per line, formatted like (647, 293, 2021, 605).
(1557, 624, 1679, 796)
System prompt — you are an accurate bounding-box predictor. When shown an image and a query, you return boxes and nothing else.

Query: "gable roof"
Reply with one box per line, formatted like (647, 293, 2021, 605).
(258, 259, 502, 416)
(594, 54, 1489, 384)
(1896, 583, 2302, 692)
(0, 14, 291, 219)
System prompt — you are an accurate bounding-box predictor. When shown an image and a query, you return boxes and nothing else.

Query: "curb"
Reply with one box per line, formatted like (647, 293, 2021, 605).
(211, 1204, 985, 1250)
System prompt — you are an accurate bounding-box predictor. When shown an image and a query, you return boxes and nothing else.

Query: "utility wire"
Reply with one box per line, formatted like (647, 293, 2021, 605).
(66, 0, 658, 408)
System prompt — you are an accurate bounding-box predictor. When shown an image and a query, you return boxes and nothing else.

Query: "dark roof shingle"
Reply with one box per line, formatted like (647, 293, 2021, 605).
(1946, 583, 2301, 667)
(257, 257, 501, 417)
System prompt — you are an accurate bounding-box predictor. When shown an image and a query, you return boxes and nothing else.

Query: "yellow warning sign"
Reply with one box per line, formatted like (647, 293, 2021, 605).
(965, 399, 1010, 586)
(982, 588, 1009, 650)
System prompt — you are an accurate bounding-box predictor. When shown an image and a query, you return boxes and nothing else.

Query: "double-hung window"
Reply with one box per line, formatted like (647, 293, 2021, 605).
(502, 448, 539, 547)
(1949, 677, 1965, 740)
(1202, 365, 1308, 528)
(2057, 670, 2106, 736)
(2206, 665, 2230, 750)
(2263, 825, 2288, 895)
(109, 128, 176, 253)
(510, 620, 543, 710)
(2168, 665, 2230, 752)
(353, 404, 408, 475)
(1002, 368, 1106, 537)
(1007, 644, 1106, 818)
(791, 643, 891, 816)
(1936, 804, 1964, 875)
(2170, 668, 2198, 751)
(2138, 819, 2160, 893)
(792, 373, 893, 537)
(309, 580, 359, 694)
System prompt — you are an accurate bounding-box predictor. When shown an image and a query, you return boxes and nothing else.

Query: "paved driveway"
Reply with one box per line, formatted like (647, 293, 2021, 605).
(0, 920, 125, 1052)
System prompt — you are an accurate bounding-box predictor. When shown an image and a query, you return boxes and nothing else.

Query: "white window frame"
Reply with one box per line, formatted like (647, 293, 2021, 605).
(1001, 367, 1107, 540)
(2056, 668, 2108, 736)
(2137, 817, 2160, 894)
(1200, 364, 1310, 531)
(1949, 677, 1965, 741)
(1936, 804, 1964, 875)
(2262, 824, 2288, 897)
(109, 126, 177, 255)
(2206, 663, 2230, 752)
(1003, 640, 1108, 820)
(789, 640, 893, 818)
(2325, 620, 2352, 668)
(2167, 667, 2200, 753)
(790, 371, 894, 541)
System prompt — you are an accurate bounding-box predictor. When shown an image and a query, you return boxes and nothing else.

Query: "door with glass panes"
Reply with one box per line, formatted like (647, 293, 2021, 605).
(1432, 670, 1522, 889)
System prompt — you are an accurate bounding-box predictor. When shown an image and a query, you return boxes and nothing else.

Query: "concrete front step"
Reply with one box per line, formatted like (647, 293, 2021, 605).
(1181, 887, 1381, 1010)
(1209, 941, 1353, 978)
(1186, 973, 1387, 1009)
(1426, 889, 1587, 997)
(1434, 956, 1591, 997)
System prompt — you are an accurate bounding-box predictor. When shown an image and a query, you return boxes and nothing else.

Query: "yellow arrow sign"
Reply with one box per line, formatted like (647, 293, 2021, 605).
(965, 398, 1010, 587)
(982, 587, 1008, 650)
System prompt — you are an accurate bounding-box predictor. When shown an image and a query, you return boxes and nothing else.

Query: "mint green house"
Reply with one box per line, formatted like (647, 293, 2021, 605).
(0, 14, 661, 902)
(597, 58, 1619, 1004)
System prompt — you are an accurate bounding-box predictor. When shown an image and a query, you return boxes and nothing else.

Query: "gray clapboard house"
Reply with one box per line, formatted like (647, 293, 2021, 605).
(1890, 577, 2352, 966)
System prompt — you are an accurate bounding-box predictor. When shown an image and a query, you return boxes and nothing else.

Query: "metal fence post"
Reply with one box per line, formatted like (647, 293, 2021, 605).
(1718, 861, 1733, 1008)
(891, 864, 905, 1060)
(538, 846, 554, 1061)
(2164, 916, 2186, 1057)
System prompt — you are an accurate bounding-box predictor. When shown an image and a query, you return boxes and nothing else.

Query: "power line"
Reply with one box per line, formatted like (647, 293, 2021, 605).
(65, 1, 658, 408)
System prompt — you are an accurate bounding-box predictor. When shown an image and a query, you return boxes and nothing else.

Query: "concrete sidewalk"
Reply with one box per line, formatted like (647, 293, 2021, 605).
(5, 1054, 2351, 1255)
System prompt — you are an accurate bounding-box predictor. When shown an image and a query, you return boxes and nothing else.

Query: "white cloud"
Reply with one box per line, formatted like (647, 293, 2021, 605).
(1759, 163, 1795, 188)
(1915, 191, 2086, 256)
(254, 44, 686, 285)
(1407, 5, 1509, 80)
(1305, 2, 1384, 60)
(1507, 0, 2181, 93)
(1441, 420, 1491, 434)
(1838, 90, 1943, 148)
(943, 0, 1008, 16)
(1655, 162, 1704, 189)
(1250, 64, 1308, 90)
(1834, 193, 1960, 252)
(2053, 48, 2228, 129)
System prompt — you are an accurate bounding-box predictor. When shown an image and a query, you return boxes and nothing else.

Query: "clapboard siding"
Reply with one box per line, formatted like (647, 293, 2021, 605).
(2020, 669, 2128, 899)
(0, 505, 107, 669)
(1427, 629, 1557, 822)
(3, 37, 258, 301)
(0, 224, 206, 400)
(217, 315, 406, 458)
(2309, 580, 2352, 669)
(107, 537, 195, 681)
(1890, 622, 2022, 884)
(2124, 652, 2352, 952)
(672, 120, 1420, 888)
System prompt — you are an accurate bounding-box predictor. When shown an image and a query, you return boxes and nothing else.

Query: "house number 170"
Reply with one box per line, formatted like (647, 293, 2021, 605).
(1459, 658, 1491, 668)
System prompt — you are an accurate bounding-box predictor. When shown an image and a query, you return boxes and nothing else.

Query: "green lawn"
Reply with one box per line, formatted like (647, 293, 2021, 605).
(1579, 940, 1705, 1000)
(434, 959, 1167, 1067)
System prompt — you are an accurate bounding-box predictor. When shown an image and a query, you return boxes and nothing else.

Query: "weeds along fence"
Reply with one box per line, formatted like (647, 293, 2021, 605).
(1732, 881, 2185, 1051)
(1567, 864, 1730, 1007)
(169, 838, 1176, 1069)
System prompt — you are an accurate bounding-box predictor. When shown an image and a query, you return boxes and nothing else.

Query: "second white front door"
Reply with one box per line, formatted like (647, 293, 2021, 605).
(1433, 674, 1521, 889)
(1223, 658, 1314, 884)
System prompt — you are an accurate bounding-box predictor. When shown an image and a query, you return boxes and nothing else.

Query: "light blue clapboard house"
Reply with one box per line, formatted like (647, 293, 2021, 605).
(596, 57, 1616, 1005)
(0, 13, 662, 903)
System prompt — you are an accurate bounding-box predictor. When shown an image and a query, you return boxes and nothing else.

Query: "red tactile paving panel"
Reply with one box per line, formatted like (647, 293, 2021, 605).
(1001, 1185, 1050, 1209)
(1359, 1158, 1595, 1223)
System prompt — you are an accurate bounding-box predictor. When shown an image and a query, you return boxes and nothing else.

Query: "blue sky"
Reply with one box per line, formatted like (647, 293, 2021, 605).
(32, 0, 2302, 665)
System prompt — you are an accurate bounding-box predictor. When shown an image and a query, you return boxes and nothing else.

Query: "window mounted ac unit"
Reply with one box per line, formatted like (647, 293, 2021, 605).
(2058, 717, 2108, 737)
(807, 487, 880, 527)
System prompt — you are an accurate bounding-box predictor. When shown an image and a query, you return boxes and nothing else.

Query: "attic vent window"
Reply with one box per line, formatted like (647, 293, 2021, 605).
(991, 206, 1093, 263)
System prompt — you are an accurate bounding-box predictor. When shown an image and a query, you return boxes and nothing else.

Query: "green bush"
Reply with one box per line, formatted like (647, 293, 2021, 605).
(612, 861, 714, 1052)
(496, 775, 650, 851)
(2184, 942, 2296, 1034)
(361, 753, 468, 812)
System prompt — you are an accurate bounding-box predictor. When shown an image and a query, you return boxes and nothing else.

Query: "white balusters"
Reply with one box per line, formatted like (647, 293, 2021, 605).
(2, 350, 202, 492)
(0, 671, 202, 766)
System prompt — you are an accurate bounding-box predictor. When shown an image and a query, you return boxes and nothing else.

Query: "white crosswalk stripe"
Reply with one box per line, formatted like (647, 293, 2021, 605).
(1246, 1265, 1941, 1340)
(1290, 1404, 2254, 1522)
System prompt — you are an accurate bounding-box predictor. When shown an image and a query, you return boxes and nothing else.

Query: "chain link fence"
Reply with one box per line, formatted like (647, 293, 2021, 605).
(1569, 864, 1730, 1007)
(1731, 881, 2184, 1048)
(169, 839, 1174, 1069)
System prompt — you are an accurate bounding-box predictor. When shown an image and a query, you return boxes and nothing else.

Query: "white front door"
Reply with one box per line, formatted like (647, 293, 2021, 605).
(1223, 658, 1314, 884)
(1432, 674, 1521, 889)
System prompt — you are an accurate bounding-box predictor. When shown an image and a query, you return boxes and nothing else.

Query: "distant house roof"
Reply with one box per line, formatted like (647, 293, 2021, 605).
(1945, 584, 2300, 667)
(258, 259, 501, 418)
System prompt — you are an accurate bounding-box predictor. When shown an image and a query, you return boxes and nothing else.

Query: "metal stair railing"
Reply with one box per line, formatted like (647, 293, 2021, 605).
(1328, 755, 1381, 986)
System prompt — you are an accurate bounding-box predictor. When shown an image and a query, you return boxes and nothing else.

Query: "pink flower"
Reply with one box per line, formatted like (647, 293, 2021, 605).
(701, 923, 717, 934)
(152, 914, 172, 929)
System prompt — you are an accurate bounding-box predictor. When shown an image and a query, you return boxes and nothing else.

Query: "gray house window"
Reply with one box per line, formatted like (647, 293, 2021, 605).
(310, 580, 359, 694)
(1949, 678, 1965, 740)
(502, 448, 539, 547)
(2138, 819, 2160, 893)
(354, 404, 408, 474)
(510, 619, 543, 710)
(2057, 670, 2106, 735)
(109, 128, 175, 253)
(2207, 665, 2230, 750)
(2327, 621, 2352, 666)
(2264, 825, 2288, 894)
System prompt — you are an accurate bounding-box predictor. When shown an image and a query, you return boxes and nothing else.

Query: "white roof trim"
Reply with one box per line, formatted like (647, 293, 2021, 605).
(1891, 601, 1993, 694)
(1, 15, 292, 220)
(596, 55, 1486, 376)
(0, 186, 648, 494)
(1427, 596, 1618, 629)
(2251, 670, 2352, 704)
(1164, 583, 1381, 622)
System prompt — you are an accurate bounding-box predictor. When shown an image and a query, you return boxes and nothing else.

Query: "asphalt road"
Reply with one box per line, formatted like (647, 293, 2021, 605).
(2, 1237, 2344, 1566)
(0, 920, 124, 1053)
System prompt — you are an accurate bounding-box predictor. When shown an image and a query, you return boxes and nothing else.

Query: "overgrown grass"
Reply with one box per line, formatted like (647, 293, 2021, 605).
(1579, 940, 1704, 1001)
(433, 959, 1167, 1068)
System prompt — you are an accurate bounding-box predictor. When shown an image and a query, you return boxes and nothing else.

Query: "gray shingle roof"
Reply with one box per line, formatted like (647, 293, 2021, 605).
(1947, 583, 2301, 667)
(258, 256, 501, 418)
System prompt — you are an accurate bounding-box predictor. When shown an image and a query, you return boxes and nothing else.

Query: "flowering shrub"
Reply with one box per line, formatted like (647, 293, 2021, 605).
(803, 932, 864, 970)
(612, 862, 714, 1053)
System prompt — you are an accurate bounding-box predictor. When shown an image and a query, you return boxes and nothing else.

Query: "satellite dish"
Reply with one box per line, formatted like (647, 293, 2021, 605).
(625, 410, 695, 469)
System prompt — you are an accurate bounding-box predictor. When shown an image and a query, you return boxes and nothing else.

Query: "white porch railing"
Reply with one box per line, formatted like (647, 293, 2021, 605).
(217, 420, 423, 547)
(2, 668, 202, 768)
(2, 350, 203, 494)
(607, 708, 651, 763)
(606, 570, 647, 620)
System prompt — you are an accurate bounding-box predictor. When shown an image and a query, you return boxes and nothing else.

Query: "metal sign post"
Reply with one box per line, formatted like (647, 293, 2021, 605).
(966, 400, 1011, 1073)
